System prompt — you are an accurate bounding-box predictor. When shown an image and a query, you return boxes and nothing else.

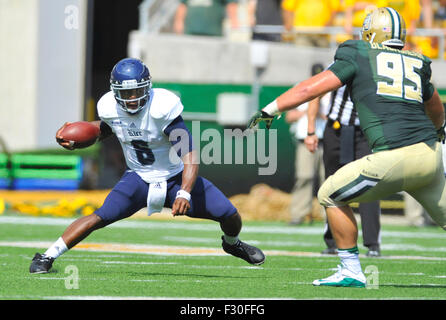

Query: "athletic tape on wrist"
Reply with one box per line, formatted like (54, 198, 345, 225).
(176, 189, 191, 202)
(263, 100, 279, 116)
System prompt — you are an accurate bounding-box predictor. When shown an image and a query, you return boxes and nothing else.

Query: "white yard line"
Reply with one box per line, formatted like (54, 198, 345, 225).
(1, 215, 446, 239)
(1, 293, 444, 300)
(41, 295, 296, 300)
(0, 294, 294, 300)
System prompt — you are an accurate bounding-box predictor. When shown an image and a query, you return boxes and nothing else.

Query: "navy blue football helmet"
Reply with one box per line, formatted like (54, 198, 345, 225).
(110, 58, 152, 114)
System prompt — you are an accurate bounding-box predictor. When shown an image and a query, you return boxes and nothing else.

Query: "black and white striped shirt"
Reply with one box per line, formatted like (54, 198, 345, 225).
(326, 85, 360, 127)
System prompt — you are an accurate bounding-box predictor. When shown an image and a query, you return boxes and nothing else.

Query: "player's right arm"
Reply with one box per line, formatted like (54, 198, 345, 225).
(277, 70, 342, 114)
(247, 70, 342, 129)
(247, 41, 356, 130)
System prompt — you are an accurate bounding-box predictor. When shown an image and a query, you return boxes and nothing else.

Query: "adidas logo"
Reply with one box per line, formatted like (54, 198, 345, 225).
(130, 123, 137, 128)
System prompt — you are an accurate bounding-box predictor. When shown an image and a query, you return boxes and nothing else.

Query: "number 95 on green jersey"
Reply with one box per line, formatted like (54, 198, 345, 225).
(329, 40, 437, 153)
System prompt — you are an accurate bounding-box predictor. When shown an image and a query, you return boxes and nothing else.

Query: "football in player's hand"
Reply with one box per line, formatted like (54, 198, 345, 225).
(59, 121, 100, 149)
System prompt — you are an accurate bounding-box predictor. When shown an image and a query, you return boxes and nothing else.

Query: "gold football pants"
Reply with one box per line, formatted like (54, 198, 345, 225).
(318, 141, 446, 230)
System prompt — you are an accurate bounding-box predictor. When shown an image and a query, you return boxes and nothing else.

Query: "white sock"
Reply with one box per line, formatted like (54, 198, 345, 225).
(223, 234, 239, 245)
(338, 246, 362, 274)
(44, 237, 68, 259)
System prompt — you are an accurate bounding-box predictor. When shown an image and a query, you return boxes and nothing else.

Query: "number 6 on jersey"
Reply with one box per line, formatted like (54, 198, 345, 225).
(131, 140, 155, 165)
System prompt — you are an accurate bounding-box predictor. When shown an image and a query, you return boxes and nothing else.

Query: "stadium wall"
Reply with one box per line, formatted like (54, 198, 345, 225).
(0, 0, 39, 152)
(129, 33, 446, 88)
(0, 0, 88, 152)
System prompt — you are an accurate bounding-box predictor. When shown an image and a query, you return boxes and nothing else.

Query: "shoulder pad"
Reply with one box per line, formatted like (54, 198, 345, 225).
(334, 40, 362, 62)
(149, 88, 183, 121)
(97, 91, 119, 119)
(338, 39, 362, 50)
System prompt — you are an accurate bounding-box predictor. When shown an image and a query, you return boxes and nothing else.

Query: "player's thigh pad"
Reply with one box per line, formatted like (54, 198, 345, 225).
(318, 142, 439, 207)
(409, 175, 446, 230)
(406, 142, 446, 229)
(166, 175, 237, 221)
(95, 171, 149, 225)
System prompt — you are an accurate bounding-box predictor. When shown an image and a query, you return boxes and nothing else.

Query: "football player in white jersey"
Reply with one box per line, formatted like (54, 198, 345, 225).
(30, 58, 265, 274)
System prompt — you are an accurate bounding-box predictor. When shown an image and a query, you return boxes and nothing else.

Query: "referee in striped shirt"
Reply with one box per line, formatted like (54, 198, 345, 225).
(305, 85, 381, 257)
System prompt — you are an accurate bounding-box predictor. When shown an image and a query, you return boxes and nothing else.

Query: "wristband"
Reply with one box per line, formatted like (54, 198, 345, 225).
(307, 132, 315, 136)
(176, 189, 191, 202)
(262, 100, 280, 116)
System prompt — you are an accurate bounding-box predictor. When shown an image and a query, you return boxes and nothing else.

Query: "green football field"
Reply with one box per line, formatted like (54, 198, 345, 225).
(1, 213, 446, 301)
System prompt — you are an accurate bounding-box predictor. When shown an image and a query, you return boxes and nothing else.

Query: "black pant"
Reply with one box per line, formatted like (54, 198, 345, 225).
(322, 122, 381, 249)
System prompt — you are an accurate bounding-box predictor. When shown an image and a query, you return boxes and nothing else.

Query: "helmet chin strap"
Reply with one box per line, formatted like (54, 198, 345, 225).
(124, 106, 141, 114)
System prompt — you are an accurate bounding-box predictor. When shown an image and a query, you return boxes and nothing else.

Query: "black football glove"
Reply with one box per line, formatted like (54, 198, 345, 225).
(247, 111, 275, 130)
(437, 122, 446, 143)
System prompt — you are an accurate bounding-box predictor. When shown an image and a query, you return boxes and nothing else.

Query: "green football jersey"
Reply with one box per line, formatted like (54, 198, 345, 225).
(181, 0, 237, 36)
(329, 40, 437, 152)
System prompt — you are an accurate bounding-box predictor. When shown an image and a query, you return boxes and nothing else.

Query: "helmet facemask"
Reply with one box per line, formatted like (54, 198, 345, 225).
(110, 77, 152, 114)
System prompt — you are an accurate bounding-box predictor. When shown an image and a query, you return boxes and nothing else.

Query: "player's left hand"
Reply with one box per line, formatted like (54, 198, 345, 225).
(247, 111, 275, 130)
(171, 198, 190, 216)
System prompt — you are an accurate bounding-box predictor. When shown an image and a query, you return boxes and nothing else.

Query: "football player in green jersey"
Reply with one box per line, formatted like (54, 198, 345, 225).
(248, 7, 446, 288)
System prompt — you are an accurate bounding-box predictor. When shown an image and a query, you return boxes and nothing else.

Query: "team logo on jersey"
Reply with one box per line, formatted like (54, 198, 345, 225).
(127, 129, 142, 137)
(111, 120, 123, 126)
(153, 182, 161, 189)
(126, 122, 142, 137)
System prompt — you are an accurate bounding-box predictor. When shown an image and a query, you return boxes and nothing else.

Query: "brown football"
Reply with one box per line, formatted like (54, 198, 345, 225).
(59, 121, 100, 149)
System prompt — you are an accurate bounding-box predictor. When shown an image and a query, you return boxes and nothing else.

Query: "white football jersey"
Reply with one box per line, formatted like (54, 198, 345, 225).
(97, 88, 184, 183)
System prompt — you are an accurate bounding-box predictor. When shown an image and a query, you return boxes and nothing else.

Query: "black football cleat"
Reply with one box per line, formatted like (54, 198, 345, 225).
(221, 236, 265, 265)
(29, 253, 55, 274)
